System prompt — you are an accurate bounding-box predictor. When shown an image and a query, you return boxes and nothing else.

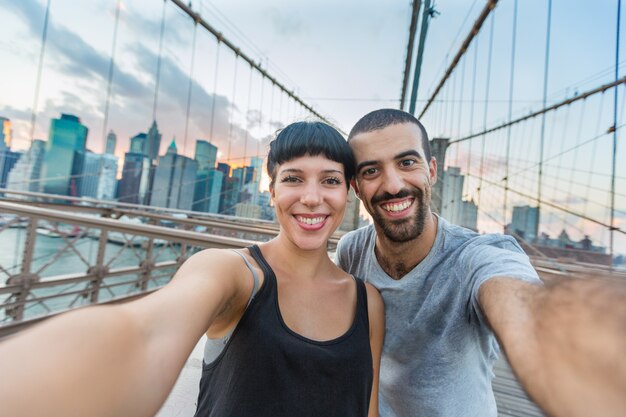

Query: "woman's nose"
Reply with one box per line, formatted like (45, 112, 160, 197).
(300, 183, 323, 206)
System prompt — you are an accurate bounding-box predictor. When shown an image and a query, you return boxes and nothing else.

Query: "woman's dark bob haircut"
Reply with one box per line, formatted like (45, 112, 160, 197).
(266, 121, 355, 189)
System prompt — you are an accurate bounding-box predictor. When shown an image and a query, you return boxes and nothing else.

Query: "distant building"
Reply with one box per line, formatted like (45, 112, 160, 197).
(150, 139, 198, 210)
(145, 121, 162, 162)
(78, 151, 118, 200)
(130, 133, 146, 154)
(216, 162, 230, 178)
(0, 117, 11, 150)
(40, 113, 88, 196)
(0, 149, 21, 190)
(220, 177, 241, 215)
(440, 166, 478, 230)
(510, 205, 539, 240)
(105, 130, 117, 155)
(6, 140, 46, 194)
(118, 152, 151, 204)
(193, 140, 221, 212)
(257, 191, 274, 221)
(339, 188, 361, 232)
(235, 202, 262, 219)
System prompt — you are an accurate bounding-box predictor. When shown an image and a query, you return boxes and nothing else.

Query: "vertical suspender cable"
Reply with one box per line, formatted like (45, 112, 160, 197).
(537, 0, 553, 232)
(454, 56, 467, 164)
(183, 21, 198, 156)
(29, 0, 52, 146)
(465, 39, 479, 199)
(503, 0, 518, 231)
(101, 0, 121, 153)
(226, 57, 239, 164)
(209, 41, 222, 143)
(153, 0, 167, 122)
(477, 12, 495, 209)
(610, 0, 621, 263)
(243, 65, 254, 171)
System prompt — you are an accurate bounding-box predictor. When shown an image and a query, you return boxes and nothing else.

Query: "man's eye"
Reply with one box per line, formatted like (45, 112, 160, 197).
(362, 168, 377, 177)
(400, 159, 416, 167)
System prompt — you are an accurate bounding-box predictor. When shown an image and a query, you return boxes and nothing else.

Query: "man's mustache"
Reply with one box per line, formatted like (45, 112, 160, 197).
(371, 189, 422, 205)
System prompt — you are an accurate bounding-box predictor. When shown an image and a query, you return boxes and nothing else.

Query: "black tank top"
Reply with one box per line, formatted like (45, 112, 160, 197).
(194, 245, 373, 417)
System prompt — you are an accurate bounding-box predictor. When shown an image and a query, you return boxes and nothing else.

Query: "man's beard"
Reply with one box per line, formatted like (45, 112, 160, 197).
(370, 188, 428, 243)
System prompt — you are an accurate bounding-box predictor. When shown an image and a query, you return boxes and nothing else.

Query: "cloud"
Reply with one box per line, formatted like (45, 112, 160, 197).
(6, 0, 149, 98)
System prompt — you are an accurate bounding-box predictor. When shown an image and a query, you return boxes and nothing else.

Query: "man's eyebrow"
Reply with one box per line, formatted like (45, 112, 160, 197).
(395, 150, 424, 160)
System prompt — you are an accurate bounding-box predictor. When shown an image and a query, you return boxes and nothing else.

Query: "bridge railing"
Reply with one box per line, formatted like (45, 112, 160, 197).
(0, 199, 271, 337)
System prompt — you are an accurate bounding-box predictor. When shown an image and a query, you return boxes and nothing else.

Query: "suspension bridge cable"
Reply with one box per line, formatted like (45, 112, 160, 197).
(537, 0, 553, 230)
(209, 41, 221, 143)
(477, 11, 495, 208)
(450, 75, 626, 144)
(153, 0, 167, 122)
(100, 0, 121, 154)
(610, 0, 622, 259)
(28, 0, 52, 147)
(418, 0, 498, 119)
(226, 55, 238, 163)
(503, 0, 518, 232)
(400, 0, 422, 109)
(183, 19, 199, 156)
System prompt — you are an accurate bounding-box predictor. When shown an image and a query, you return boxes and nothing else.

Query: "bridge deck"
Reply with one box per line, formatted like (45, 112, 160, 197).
(156, 338, 545, 417)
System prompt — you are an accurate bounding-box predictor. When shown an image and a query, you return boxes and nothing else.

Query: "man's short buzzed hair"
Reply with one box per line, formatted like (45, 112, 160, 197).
(348, 108, 432, 162)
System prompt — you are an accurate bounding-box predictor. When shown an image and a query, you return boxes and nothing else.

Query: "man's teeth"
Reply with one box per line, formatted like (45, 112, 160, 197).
(297, 216, 325, 225)
(382, 200, 412, 212)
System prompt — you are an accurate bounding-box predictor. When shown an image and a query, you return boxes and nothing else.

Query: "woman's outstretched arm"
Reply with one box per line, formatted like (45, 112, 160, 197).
(0, 249, 251, 417)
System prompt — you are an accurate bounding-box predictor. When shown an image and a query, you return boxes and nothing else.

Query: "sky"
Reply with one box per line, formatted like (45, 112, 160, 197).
(0, 0, 624, 254)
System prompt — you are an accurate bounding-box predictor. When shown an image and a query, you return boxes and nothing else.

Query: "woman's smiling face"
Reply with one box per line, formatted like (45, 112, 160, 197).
(271, 154, 348, 251)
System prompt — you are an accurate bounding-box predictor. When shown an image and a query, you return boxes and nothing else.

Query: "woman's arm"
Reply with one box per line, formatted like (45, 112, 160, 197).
(365, 283, 385, 417)
(0, 248, 251, 417)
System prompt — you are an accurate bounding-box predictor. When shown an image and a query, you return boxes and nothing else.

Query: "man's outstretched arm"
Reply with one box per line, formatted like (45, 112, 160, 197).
(480, 276, 626, 417)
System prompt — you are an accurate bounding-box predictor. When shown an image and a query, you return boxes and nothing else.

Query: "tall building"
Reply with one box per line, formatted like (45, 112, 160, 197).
(130, 133, 146, 154)
(220, 176, 240, 215)
(216, 162, 230, 178)
(150, 139, 198, 210)
(440, 166, 478, 230)
(0, 149, 21, 190)
(105, 130, 117, 154)
(144, 121, 162, 162)
(193, 169, 224, 213)
(6, 140, 46, 194)
(0, 117, 11, 150)
(78, 151, 118, 200)
(117, 152, 151, 204)
(193, 140, 221, 213)
(339, 188, 361, 232)
(40, 113, 88, 196)
(510, 205, 540, 240)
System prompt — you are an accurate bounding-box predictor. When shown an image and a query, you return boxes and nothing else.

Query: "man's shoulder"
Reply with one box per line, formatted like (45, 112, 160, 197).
(338, 224, 375, 247)
(438, 217, 523, 254)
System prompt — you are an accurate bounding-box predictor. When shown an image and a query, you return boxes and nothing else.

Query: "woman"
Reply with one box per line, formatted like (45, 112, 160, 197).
(0, 121, 384, 417)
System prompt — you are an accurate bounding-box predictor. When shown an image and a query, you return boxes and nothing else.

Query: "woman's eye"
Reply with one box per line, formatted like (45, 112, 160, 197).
(280, 176, 300, 183)
(323, 177, 342, 185)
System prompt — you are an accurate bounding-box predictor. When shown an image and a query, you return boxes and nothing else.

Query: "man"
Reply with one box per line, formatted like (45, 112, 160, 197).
(336, 108, 626, 417)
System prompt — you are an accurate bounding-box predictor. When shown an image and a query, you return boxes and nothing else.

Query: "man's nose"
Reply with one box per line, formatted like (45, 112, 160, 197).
(381, 170, 405, 195)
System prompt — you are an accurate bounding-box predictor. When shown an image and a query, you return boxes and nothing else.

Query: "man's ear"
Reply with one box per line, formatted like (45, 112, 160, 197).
(350, 179, 361, 200)
(429, 157, 438, 186)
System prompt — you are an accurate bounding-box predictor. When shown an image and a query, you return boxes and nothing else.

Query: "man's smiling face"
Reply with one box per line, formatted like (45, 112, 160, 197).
(349, 122, 437, 243)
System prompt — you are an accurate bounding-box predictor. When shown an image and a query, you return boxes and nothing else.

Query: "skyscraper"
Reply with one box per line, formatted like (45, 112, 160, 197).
(40, 113, 88, 196)
(118, 152, 151, 204)
(105, 130, 117, 155)
(144, 121, 162, 162)
(0, 117, 11, 150)
(510, 205, 540, 240)
(150, 139, 198, 210)
(6, 139, 46, 195)
(78, 151, 118, 200)
(193, 140, 221, 213)
(0, 149, 21, 191)
(130, 133, 147, 154)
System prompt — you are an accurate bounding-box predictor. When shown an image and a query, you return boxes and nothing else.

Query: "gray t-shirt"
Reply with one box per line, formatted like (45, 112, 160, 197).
(336, 216, 540, 417)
